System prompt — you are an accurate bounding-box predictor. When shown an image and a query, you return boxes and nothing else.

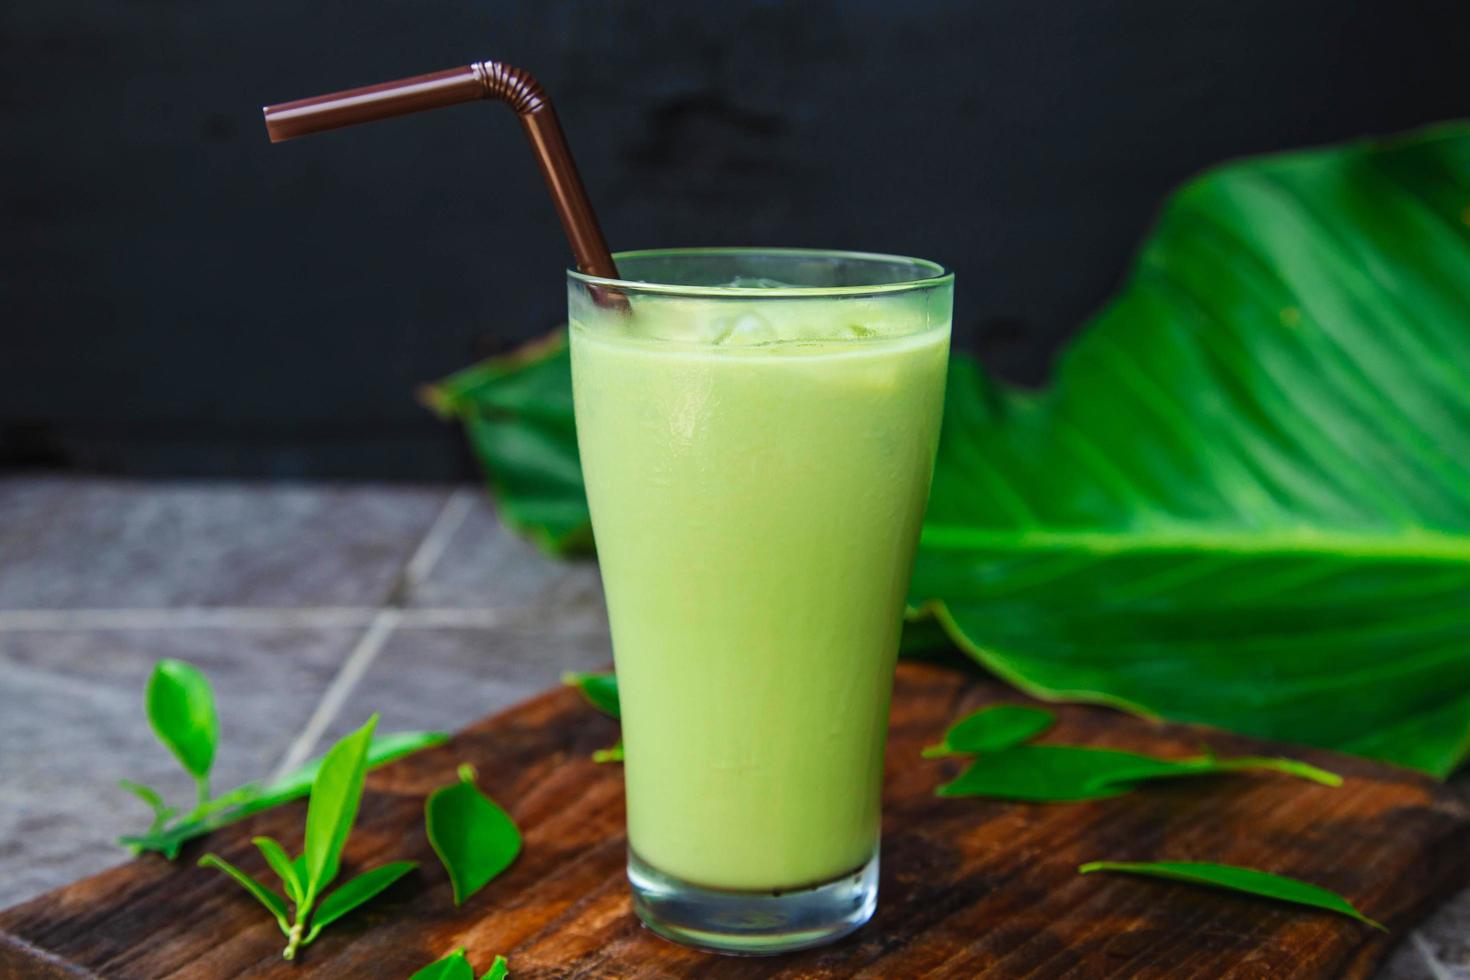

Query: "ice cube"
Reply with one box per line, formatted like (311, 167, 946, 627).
(719, 312, 780, 346)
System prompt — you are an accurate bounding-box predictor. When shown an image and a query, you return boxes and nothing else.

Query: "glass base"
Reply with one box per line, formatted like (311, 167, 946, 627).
(628, 848, 878, 955)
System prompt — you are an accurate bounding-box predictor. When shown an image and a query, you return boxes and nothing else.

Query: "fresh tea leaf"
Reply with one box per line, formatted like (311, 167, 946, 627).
(426, 764, 522, 905)
(119, 730, 447, 859)
(303, 861, 418, 943)
(1092, 753, 1342, 790)
(265, 730, 449, 802)
(292, 854, 308, 893)
(939, 746, 1137, 801)
(938, 745, 1340, 801)
(118, 828, 191, 861)
(592, 740, 623, 764)
(253, 836, 303, 905)
(302, 715, 378, 899)
(198, 853, 290, 934)
(407, 949, 474, 980)
(482, 955, 509, 980)
(146, 659, 218, 785)
(118, 779, 175, 836)
(563, 671, 620, 718)
(922, 704, 1055, 758)
(1079, 860, 1385, 930)
(118, 779, 167, 813)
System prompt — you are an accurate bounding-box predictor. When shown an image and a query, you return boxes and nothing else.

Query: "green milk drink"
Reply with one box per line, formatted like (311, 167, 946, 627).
(569, 249, 951, 952)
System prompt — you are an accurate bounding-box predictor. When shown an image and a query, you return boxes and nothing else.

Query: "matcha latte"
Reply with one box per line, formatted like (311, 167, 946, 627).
(569, 249, 951, 953)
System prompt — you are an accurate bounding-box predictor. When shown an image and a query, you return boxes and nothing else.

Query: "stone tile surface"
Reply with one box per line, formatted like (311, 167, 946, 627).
(0, 626, 356, 907)
(0, 476, 447, 609)
(404, 493, 604, 615)
(320, 625, 612, 746)
(1381, 904, 1470, 980)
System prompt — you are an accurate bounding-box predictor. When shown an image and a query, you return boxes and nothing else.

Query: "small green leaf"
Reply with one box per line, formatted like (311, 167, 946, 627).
(1092, 753, 1342, 790)
(939, 745, 1136, 801)
(303, 715, 379, 900)
(118, 779, 176, 836)
(198, 853, 290, 935)
(303, 861, 417, 944)
(119, 829, 189, 861)
(563, 671, 620, 718)
(118, 779, 167, 813)
(426, 764, 522, 906)
(938, 745, 1340, 801)
(481, 954, 509, 980)
(407, 949, 474, 980)
(563, 671, 619, 717)
(189, 783, 261, 820)
(146, 660, 218, 782)
(267, 731, 449, 801)
(1212, 756, 1342, 787)
(253, 836, 303, 905)
(922, 705, 1055, 758)
(120, 731, 447, 860)
(1079, 861, 1385, 930)
(592, 740, 623, 764)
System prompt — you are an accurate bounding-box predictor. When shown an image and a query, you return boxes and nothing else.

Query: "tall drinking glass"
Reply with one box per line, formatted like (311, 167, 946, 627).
(569, 248, 952, 954)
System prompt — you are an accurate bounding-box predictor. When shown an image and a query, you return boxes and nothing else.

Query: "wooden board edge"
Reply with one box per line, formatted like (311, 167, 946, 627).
(0, 929, 102, 979)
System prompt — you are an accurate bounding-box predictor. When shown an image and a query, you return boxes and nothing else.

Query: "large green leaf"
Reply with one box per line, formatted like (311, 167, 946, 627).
(421, 333, 591, 556)
(913, 122, 1470, 776)
(425, 122, 1470, 776)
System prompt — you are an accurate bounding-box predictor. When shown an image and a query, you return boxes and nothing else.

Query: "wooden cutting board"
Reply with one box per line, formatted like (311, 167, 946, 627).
(3, 661, 1468, 979)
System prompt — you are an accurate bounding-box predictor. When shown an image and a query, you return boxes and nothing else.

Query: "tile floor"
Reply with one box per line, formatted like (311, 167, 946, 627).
(0, 476, 1464, 978)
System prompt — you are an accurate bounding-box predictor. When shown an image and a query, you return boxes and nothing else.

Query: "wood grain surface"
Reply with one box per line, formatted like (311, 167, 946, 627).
(3, 661, 1467, 979)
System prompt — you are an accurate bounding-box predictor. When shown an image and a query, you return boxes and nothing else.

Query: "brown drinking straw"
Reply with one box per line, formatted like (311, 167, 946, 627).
(263, 61, 619, 280)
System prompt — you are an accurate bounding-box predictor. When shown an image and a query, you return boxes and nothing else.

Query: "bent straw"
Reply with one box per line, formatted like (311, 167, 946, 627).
(263, 61, 619, 280)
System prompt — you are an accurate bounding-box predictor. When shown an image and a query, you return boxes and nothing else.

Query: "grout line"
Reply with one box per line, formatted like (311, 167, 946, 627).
(1413, 932, 1460, 980)
(0, 608, 380, 631)
(396, 487, 477, 598)
(0, 606, 607, 633)
(269, 609, 401, 781)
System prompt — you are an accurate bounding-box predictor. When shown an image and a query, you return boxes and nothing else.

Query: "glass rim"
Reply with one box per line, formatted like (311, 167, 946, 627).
(567, 247, 954, 298)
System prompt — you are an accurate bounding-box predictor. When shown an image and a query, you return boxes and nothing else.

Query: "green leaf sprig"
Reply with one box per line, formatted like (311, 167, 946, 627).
(121, 661, 446, 858)
(929, 704, 1340, 801)
(426, 765, 522, 905)
(1079, 861, 1385, 930)
(200, 716, 418, 960)
(408, 948, 509, 979)
(563, 671, 622, 764)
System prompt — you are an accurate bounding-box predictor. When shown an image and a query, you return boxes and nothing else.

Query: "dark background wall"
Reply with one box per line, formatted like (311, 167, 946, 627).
(5, 1, 1468, 479)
